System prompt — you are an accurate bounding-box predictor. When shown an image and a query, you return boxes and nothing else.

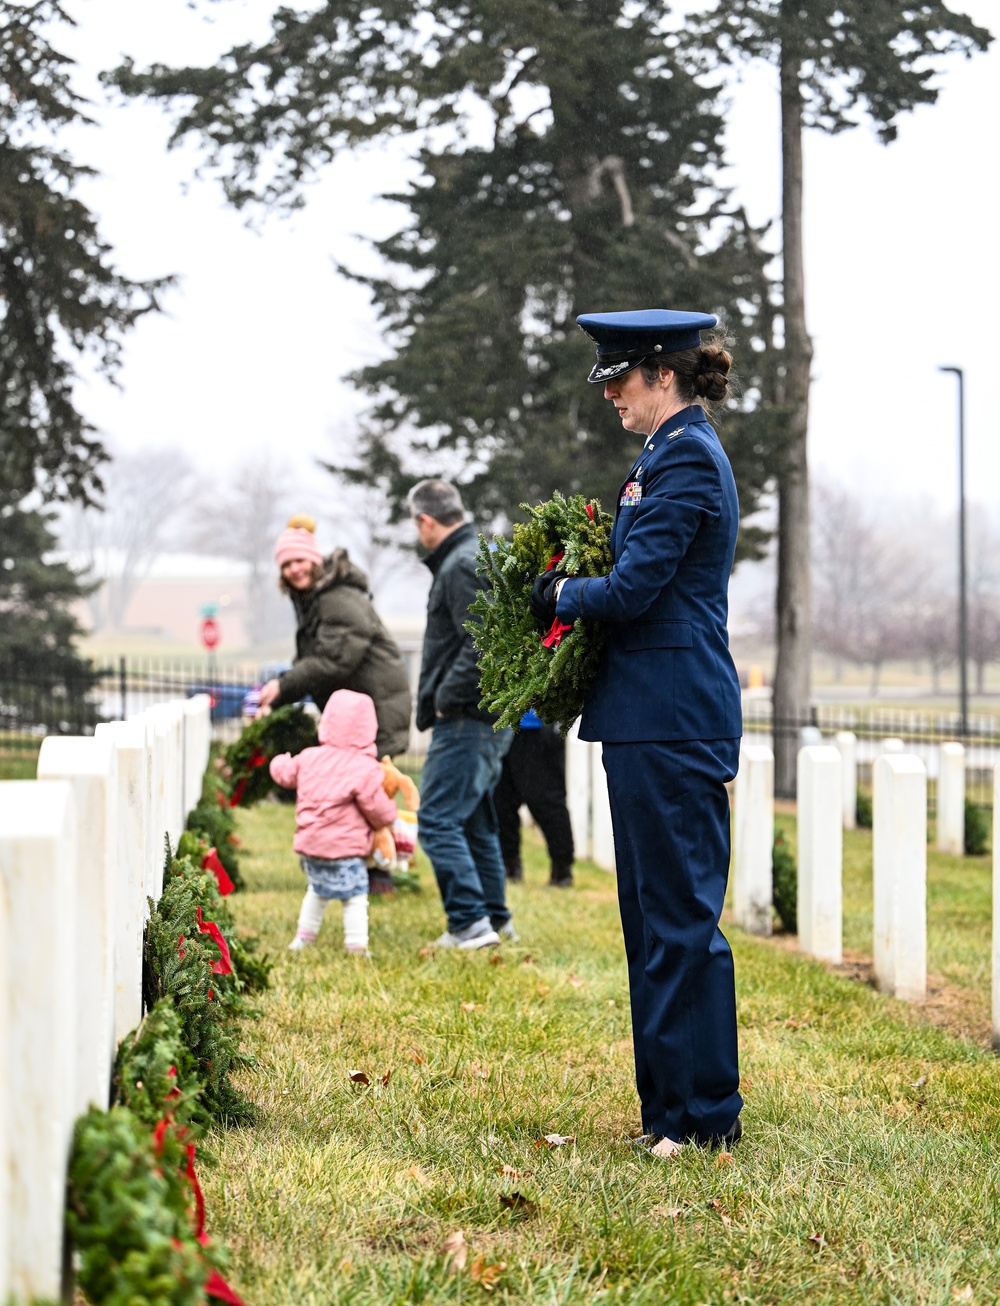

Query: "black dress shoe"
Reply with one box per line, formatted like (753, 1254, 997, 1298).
(700, 1116, 742, 1149)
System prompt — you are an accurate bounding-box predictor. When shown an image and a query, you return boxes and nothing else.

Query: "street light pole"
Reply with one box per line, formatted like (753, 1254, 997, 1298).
(939, 366, 967, 736)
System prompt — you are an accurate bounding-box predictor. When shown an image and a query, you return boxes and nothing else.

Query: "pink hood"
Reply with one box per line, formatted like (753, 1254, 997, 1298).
(318, 688, 380, 753)
(268, 689, 398, 861)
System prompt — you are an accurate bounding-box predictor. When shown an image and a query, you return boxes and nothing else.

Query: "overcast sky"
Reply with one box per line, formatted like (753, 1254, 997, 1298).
(60, 0, 998, 559)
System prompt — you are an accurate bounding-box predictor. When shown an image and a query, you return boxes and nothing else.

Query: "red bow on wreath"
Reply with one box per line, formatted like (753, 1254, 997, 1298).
(202, 848, 235, 897)
(541, 504, 594, 650)
(229, 748, 269, 806)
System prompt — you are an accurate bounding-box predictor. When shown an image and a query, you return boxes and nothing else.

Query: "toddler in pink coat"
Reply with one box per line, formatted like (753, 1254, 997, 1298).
(270, 689, 398, 954)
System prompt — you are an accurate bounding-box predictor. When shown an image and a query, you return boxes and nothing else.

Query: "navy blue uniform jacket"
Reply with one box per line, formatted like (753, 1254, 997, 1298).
(556, 404, 742, 744)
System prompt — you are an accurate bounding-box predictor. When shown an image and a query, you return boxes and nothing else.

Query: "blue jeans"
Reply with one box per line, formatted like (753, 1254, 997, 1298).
(418, 717, 512, 933)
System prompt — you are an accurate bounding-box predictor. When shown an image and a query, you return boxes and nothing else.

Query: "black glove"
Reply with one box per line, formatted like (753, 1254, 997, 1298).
(529, 569, 567, 633)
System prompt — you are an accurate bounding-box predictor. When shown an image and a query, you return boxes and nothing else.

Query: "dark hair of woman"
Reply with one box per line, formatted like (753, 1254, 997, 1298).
(638, 333, 735, 410)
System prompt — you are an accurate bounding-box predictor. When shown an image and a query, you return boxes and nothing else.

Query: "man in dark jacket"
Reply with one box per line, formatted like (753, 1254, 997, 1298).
(408, 479, 512, 949)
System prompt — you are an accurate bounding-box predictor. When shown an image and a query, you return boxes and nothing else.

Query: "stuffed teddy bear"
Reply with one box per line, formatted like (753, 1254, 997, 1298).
(370, 756, 420, 872)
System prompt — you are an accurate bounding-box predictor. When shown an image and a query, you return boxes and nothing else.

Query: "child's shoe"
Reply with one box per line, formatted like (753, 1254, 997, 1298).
(288, 931, 316, 952)
(346, 944, 371, 957)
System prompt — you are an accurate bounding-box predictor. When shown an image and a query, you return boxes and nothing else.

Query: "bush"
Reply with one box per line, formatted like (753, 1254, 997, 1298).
(772, 828, 797, 933)
(856, 788, 873, 828)
(965, 799, 990, 856)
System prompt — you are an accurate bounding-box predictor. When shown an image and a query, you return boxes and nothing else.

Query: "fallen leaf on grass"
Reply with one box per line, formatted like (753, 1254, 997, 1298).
(716, 1150, 734, 1167)
(567, 974, 586, 987)
(336, 1258, 352, 1271)
(497, 1165, 532, 1179)
(470, 1254, 506, 1289)
(521, 955, 535, 966)
(652, 1205, 685, 1220)
(348, 1070, 370, 1086)
(406, 1164, 429, 1184)
(440, 1229, 468, 1273)
(410, 1049, 426, 1064)
(707, 1198, 732, 1226)
(807, 1232, 828, 1251)
(460, 1001, 483, 1012)
(418, 946, 436, 958)
(536, 982, 550, 996)
(499, 1192, 538, 1217)
(952, 1286, 974, 1303)
(535, 1133, 575, 1148)
(911, 1074, 928, 1089)
(489, 953, 504, 966)
(380, 1070, 392, 1087)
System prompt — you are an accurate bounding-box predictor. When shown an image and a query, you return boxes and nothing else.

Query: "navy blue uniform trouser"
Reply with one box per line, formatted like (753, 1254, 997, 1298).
(602, 737, 742, 1143)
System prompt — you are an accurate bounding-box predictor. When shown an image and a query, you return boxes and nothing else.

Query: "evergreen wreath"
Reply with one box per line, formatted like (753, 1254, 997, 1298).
(223, 704, 318, 807)
(469, 492, 613, 731)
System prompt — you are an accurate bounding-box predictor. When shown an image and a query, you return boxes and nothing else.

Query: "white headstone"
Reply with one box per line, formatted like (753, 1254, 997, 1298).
(732, 745, 773, 935)
(184, 694, 213, 816)
(564, 720, 591, 861)
(0, 781, 77, 1303)
(936, 741, 965, 856)
(833, 731, 858, 831)
(797, 745, 843, 963)
(37, 735, 118, 1113)
(590, 744, 615, 872)
(873, 753, 927, 1001)
(880, 737, 905, 755)
(96, 720, 151, 1042)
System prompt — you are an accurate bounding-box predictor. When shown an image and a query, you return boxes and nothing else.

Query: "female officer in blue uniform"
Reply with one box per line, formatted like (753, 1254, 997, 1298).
(531, 309, 743, 1158)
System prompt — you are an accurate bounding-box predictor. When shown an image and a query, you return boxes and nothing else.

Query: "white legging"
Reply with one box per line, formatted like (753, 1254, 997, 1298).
(296, 885, 368, 949)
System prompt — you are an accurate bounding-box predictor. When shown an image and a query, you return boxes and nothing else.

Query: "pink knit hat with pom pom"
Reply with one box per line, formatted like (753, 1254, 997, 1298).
(274, 514, 324, 568)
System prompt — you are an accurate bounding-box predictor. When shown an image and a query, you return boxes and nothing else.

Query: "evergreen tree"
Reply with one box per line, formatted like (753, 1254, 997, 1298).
(0, 493, 98, 730)
(682, 0, 991, 793)
(0, 1, 169, 506)
(109, 0, 786, 560)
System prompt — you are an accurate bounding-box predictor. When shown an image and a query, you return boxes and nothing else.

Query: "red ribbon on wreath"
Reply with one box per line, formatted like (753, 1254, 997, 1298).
(229, 749, 268, 807)
(539, 503, 595, 650)
(202, 848, 235, 897)
(196, 907, 233, 976)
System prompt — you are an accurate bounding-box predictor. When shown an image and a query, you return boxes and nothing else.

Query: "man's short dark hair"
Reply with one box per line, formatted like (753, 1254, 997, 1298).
(407, 479, 466, 526)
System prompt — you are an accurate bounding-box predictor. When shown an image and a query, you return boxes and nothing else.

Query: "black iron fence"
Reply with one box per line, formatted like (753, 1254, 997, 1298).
(743, 699, 1000, 812)
(0, 658, 264, 756)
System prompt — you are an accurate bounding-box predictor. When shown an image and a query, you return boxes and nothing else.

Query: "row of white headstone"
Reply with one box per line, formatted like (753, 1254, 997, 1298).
(0, 695, 213, 1306)
(732, 732, 1000, 1046)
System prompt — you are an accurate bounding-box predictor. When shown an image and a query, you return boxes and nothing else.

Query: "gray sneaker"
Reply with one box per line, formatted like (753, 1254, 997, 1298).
(497, 920, 519, 942)
(433, 916, 501, 950)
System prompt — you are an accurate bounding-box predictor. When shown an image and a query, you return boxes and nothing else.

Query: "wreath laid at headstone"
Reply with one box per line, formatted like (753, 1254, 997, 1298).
(469, 492, 613, 732)
(223, 703, 319, 807)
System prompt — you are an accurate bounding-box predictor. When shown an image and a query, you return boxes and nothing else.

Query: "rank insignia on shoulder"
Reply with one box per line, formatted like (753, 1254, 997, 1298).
(620, 480, 642, 507)
(667, 426, 686, 440)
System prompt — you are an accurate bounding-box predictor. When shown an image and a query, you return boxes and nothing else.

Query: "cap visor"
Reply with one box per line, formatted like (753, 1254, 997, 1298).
(587, 357, 641, 384)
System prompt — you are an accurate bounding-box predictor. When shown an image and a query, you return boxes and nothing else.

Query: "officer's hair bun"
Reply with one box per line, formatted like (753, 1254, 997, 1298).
(693, 345, 732, 403)
(287, 513, 317, 533)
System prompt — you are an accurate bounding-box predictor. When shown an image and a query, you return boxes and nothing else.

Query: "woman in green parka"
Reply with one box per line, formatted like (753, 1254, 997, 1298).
(259, 514, 413, 761)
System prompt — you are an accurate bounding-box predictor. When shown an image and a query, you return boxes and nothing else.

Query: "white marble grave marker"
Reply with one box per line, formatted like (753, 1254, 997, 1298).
(936, 742, 965, 856)
(0, 781, 77, 1304)
(833, 731, 858, 831)
(797, 746, 843, 963)
(873, 753, 927, 1000)
(590, 744, 615, 872)
(733, 745, 773, 936)
(564, 721, 591, 861)
(37, 735, 118, 1113)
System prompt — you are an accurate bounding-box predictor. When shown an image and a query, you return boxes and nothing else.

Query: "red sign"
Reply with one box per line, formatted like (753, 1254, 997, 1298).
(200, 617, 220, 650)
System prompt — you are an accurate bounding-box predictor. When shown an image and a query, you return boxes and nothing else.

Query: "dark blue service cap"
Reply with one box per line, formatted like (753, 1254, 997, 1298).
(577, 309, 719, 383)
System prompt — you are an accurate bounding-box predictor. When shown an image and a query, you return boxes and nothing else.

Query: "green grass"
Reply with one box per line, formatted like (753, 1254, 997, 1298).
(0, 751, 39, 780)
(776, 815, 993, 1041)
(200, 804, 1000, 1304)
